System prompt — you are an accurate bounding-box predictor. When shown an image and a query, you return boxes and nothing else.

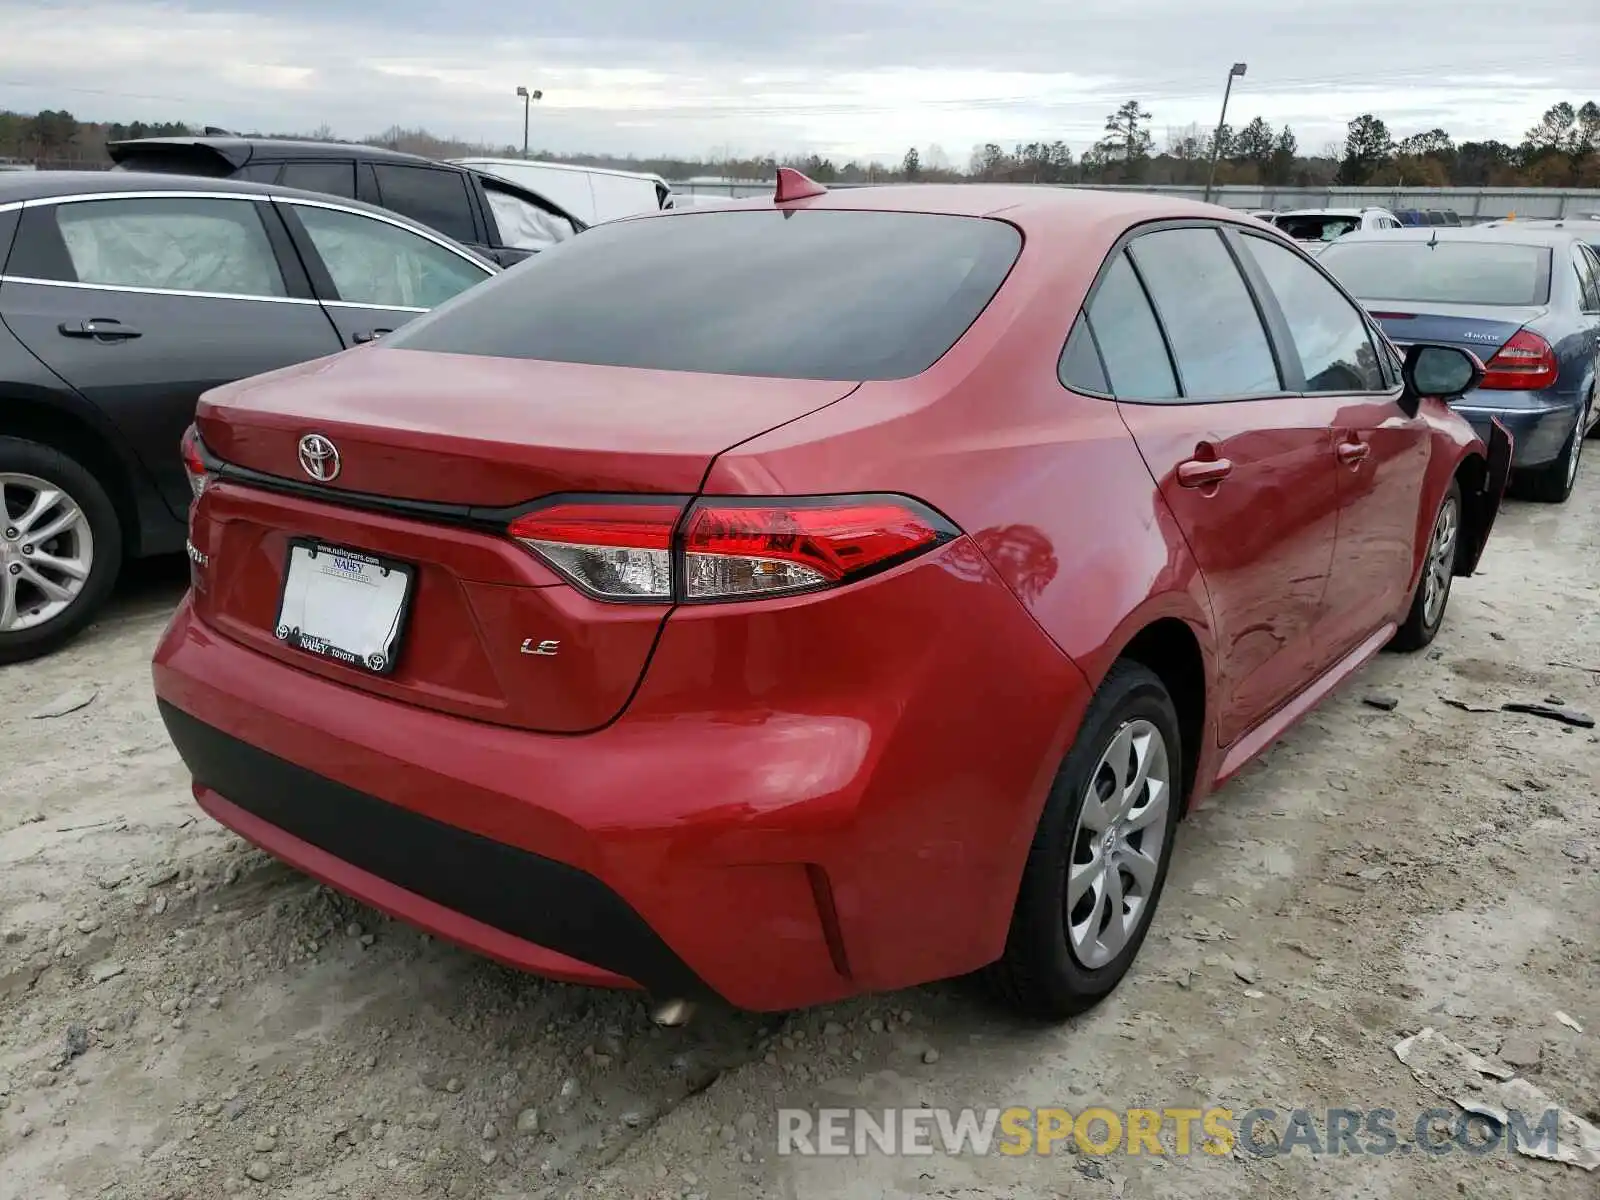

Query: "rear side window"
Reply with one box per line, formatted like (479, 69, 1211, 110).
(371, 165, 477, 244)
(387, 209, 1022, 381)
(1083, 253, 1177, 399)
(1318, 241, 1552, 306)
(1129, 227, 1281, 397)
(108, 150, 232, 177)
(1058, 313, 1109, 394)
(280, 161, 356, 198)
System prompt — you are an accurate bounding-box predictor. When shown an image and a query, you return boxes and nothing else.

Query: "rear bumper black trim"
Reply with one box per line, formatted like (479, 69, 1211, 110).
(157, 700, 712, 1000)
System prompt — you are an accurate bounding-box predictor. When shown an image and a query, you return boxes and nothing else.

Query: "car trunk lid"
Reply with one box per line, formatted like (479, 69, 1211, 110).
(1365, 302, 1545, 360)
(189, 348, 858, 733)
(195, 348, 857, 504)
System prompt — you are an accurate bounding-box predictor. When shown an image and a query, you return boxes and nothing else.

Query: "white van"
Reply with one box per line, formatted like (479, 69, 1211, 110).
(451, 159, 673, 225)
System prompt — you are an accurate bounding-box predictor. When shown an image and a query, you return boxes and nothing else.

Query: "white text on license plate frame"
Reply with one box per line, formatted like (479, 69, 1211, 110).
(273, 540, 414, 675)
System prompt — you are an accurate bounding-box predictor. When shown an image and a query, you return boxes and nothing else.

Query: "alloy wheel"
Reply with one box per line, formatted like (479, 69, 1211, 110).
(1565, 422, 1583, 490)
(1421, 495, 1459, 629)
(0, 473, 95, 633)
(1066, 718, 1172, 969)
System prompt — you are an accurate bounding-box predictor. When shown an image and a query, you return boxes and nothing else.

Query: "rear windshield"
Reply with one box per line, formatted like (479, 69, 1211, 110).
(109, 151, 232, 178)
(1273, 214, 1362, 242)
(386, 208, 1022, 380)
(1317, 241, 1552, 306)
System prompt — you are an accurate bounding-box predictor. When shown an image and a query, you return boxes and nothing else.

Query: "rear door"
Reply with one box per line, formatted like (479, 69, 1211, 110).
(0, 193, 343, 519)
(1235, 230, 1430, 660)
(1096, 225, 1342, 747)
(275, 198, 495, 347)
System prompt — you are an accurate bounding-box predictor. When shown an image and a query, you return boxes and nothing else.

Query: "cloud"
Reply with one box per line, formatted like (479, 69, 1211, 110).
(1, 0, 1592, 161)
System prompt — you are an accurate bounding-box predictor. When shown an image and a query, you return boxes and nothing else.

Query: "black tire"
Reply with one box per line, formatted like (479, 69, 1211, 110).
(986, 660, 1183, 1021)
(0, 437, 123, 665)
(1515, 416, 1582, 504)
(1389, 479, 1461, 653)
(1584, 391, 1598, 440)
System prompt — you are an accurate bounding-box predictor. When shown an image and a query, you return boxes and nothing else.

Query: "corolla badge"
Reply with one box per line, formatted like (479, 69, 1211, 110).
(297, 433, 341, 482)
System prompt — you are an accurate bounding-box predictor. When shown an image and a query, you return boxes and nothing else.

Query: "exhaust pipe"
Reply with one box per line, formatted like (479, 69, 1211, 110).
(650, 998, 696, 1027)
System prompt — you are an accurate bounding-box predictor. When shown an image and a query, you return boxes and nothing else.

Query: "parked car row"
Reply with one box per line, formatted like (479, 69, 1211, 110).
(108, 136, 586, 265)
(1, 135, 703, 663)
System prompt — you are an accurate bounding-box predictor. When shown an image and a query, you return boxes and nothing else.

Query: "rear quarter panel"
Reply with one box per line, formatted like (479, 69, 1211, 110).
(1547, 309, 1598, 407)
(704, 212, 1221, 795)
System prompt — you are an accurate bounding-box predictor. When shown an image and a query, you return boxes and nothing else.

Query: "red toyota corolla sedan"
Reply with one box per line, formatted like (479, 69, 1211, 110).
(153, 174, 1511, 1019)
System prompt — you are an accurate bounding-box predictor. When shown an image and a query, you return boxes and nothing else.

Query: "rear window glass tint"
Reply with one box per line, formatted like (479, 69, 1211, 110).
(388, 209, 1022, 380)
(280, 161, 356, 198)
(1318, 241, 1552, 306)
(372, 165, 477, 244)
(109, 151, 232, 177)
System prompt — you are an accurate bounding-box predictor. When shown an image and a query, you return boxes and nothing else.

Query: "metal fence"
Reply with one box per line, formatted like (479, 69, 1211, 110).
(668, 180, 1600, 220)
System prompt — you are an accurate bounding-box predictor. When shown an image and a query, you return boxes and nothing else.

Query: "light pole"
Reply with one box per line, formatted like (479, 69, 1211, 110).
(1202, 62, 1247, 204)
(515, 86, 541, 159)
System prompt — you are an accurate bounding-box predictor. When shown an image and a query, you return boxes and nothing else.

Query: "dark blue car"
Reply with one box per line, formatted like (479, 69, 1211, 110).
(1318, 226, 1600, 503)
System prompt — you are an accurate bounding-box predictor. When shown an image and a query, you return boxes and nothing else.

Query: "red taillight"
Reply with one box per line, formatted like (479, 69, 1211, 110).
(180, 424, 211, 504)
(509, 501, 682, 600)
(508, 495, 958, 603)
(683, 500, 952, 599)
(1479, 329, 1558, 390)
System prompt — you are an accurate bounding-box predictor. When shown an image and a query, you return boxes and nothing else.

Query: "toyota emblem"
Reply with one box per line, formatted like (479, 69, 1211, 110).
(297, 434, 341, 482)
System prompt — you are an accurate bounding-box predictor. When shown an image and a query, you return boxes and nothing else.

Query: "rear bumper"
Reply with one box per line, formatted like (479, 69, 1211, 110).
(152, 543, 1087, 1011)
(1452, 397, 1579, 468)
(160, 701, 694, 995)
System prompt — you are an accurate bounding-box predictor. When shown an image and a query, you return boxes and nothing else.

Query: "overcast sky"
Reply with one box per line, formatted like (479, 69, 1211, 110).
(2, 0, 1593, 163)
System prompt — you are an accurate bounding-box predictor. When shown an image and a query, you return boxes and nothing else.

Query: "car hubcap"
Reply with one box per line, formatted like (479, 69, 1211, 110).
(0, 474, 94, 633)
(1066, 718, 1171, 969)
(1421, 496, 1458, 628)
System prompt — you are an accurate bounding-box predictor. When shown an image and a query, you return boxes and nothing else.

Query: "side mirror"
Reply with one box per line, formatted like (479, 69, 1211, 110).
(1399, 343, 1484, 416)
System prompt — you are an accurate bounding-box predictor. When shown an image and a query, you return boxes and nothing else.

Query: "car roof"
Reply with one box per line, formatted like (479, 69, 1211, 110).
(454, 157, 668, 186)
(106, 136, 448, 170)
(1272, 207, 1389, 217)
(653, 183, 1266, 236)
(1331, 225, 1591, 248)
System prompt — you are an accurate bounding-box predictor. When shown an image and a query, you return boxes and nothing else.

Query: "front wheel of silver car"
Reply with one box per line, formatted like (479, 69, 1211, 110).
(986, 660, 1183, 1021)
(0, 438, 123, 665)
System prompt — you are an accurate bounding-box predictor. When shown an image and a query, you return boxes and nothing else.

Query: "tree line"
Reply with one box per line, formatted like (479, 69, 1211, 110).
(3, 100, 1597, 189)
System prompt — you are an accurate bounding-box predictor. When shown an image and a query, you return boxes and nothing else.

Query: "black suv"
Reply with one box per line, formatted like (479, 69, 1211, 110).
(108, 137, 585, 266)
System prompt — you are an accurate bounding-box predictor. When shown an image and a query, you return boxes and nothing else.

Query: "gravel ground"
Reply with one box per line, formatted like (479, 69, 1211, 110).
(1, 472, 1596, 1200)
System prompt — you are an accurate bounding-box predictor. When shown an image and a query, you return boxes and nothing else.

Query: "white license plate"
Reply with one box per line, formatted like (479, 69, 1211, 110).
(273, 540, 414, 675)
